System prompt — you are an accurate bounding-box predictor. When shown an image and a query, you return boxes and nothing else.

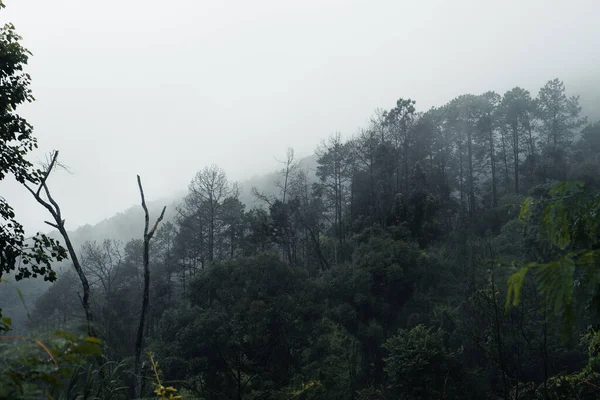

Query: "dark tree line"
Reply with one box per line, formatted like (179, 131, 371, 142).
(18, 77, 600, 399)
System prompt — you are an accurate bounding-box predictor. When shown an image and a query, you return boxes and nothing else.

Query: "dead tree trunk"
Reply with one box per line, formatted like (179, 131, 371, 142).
(134, 175, 166, 399)
(23, 151, 97, 339)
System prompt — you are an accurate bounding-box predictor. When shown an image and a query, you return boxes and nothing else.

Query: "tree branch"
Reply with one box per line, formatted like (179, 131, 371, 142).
(149, 206, 167, 238)
(42, 182, 62, 220)
(36, 150, 59, 197)
(23, 151, 97, 343)
(44, 221, 59, 229)
(134, 174, 166, 398)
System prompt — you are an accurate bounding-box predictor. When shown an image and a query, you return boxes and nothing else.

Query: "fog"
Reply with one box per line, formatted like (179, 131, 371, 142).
(2, 0, 599, 234)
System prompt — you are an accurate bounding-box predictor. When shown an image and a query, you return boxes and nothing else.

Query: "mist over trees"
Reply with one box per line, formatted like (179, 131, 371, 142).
(5, 74, 600, 399)
(3, 2, 600, 399)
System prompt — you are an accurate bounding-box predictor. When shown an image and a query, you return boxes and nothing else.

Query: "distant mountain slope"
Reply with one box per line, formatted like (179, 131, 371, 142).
(0, 154, 318, 332)
(238, 154, 319, 208)
(47, 154, 318, 247)
(47, 196, 183, 247)
(570, 77, 600, 123)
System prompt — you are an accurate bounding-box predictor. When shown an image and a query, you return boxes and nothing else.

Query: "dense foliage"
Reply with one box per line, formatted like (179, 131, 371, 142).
(3, 2, 600, 398)
(11, 75, 599, 399)
(0, 0, 66, 283)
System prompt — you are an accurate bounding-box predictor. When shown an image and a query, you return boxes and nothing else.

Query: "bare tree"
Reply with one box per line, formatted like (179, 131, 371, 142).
(220, 182, 245, 259)
(188, 165, 229, 262)
(290, 169, 330, 272)
(315, 133, 353, 263)
(23, 150, 97, 339)
(251, 148, 298, 208)
(251, 185, 274, 207)
(81, 239, 123, 348)
(275, 147, 299, 204)
(81, 239, 123, 300)
(275, 148, 300, 264)
(134, 175, 166, 399)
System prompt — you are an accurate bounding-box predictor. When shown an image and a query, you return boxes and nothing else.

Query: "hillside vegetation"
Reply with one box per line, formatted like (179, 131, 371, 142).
(3, 2, 600, 398)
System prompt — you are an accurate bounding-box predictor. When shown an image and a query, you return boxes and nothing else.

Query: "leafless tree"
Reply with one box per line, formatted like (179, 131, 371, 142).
(315, 133, 353, 263)
(275, 147, 299, 204)
(81, 239, 123, 300)
(188, 164, 229, 262)
(134, 175, 166, 399)
(290, 169, 330, 272)
(81, 239, 123, 347)
(23, 150, 97, 339)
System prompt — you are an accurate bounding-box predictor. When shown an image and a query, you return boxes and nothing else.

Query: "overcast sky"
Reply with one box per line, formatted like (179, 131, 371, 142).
(1, 0, 599, 234)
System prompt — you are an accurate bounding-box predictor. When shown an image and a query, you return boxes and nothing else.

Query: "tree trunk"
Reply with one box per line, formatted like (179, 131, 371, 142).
(459, 143, 465, 211)
(527, 123, 536, 180)
(24, 151, 97, 340)
(543, 303, 549, 400)
(467, 129, 476, 219)
(134, 176, 166, 399)
(489, 119, 497, 207)
(512, 120, 520, 194)
(500, 128, 511, 194)
(489, 246, 509, 400)
(208, 202, 215, 262)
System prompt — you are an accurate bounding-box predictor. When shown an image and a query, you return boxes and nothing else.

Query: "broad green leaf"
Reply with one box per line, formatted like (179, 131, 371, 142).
(71, 341, 102, 356)
(506, 265, 530, 310)
(53, 330, 79, 342)
(535, 257, 576, 318)
(542, 200, 571, 249)
(519, 197, 533, 222)
(83, 336, 103, 345)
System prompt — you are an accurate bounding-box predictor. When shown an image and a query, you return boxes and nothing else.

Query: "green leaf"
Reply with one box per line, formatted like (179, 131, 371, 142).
(542, 200, 571, 249)
(71, 342, 102, 356)
(519, 197, 534, 222)
(535, 257, 576, 318)
(83, 336, 103, 345)
(549, 180, 584, 197)
(54, 330, 79, 342)
(575, 250, 596, 267)
(506, 265, 530, 311)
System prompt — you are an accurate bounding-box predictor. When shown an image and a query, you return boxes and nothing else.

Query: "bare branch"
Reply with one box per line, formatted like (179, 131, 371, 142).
(42, 183, 62, 220)
(36, 150, 59, 197)
(44, 221, 59, 229)
(251, 186, 274, 207)
(149, 206, 167, 238)
(137, 175, 148, 217)
(23, 150, 98, 345)
(137, 174, 150, 240)
(134, 174, 167, 398)
(24, 182, 55, 218)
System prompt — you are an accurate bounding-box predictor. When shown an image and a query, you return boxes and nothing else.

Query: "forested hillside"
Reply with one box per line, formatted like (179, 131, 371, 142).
(3, 1, 600, 398)
(0, 156, 319, 334)
(5, 76, 600, 399)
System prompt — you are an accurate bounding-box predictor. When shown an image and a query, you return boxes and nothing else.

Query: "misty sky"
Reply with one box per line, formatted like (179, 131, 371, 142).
(1, 0, 599, 234)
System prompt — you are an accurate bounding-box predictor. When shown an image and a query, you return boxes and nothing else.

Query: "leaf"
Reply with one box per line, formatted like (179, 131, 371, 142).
(15, 287, 32, 322)
(71, 341, 102, 357)
(549, 181, 568, 196)
(576, 250, 596, 267)
(542, 200, 571, 249)
(83, 336, 103, 345)
(549, 180, 584, 197)
(506, 265, 530, 311)
(519, 197, 534, 222)
(578, 249, 600, 293)
(536, 257, 576, 317)
(53, 330, 79, 342)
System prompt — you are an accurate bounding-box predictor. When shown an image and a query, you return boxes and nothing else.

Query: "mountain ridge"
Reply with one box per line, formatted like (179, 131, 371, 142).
(45, 153, 319, 247)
